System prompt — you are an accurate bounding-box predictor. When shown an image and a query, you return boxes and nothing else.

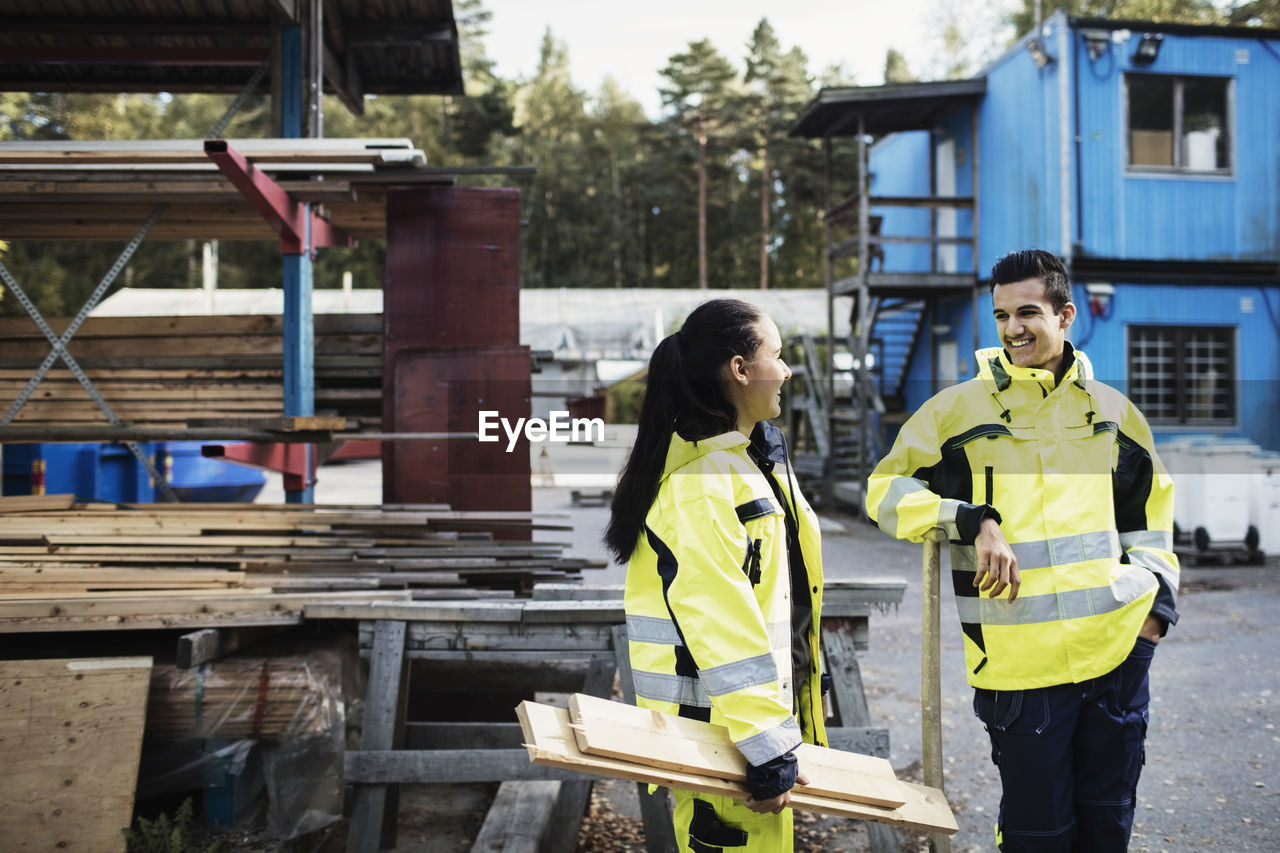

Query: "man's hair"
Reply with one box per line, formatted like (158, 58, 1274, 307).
(989, 249, 1072, 314)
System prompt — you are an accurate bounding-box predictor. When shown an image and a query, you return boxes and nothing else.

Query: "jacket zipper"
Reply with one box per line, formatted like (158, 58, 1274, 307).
(985, 465, 993, 505)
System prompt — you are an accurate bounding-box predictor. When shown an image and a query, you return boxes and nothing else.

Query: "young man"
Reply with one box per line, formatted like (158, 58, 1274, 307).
(866, 249, 1179, 852)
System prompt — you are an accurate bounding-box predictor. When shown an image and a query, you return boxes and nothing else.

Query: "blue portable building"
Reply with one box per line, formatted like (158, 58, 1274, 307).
(792, 14, 1280, 473)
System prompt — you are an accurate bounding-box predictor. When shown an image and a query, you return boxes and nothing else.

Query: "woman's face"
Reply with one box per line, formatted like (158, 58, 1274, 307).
(729, 317, 791, 429)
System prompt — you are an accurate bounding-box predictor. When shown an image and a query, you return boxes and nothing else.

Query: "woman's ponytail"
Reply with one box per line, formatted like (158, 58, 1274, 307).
(604, 299, 765, 563)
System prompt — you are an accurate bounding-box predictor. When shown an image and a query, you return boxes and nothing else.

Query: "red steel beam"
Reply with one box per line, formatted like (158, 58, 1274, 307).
(3, 47, 270, 66)
(203, 442, 315, 491)
(203, 139, 353, 253)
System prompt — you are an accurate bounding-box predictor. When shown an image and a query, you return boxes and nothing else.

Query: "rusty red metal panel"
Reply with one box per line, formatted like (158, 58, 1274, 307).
(383, 186, 521, 352)
(383, 346, 531, 512)
(382, 185, 528, 512)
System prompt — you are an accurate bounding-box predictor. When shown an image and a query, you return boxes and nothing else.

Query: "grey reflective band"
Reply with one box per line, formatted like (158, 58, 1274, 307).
(1126, 548, 1180, 584)
(954, 569, 1156, 625)
(1119, 529, 1174, 551)
(938, 499, 961, 540)
(630, 670, 710, 708)
(628, 615, 791, 652)
(627, 613, 682, 645)
(951, 530, 1121, 574)
(735, 716, 803, 766)
(876, 476, 929, 536)
(699, 651, 780, 696)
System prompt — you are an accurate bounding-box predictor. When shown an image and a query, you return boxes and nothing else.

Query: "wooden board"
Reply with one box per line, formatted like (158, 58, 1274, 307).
(0, 657, 153, 852)
(516, 700, 957, 834)
(567, 693, 905, 809)
(0, 493, 77, 512)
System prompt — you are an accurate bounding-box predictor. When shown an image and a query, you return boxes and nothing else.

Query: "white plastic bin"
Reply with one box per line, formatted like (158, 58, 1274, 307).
(1159, 436, 1261, 549)
(1250, 452, 1280, 555)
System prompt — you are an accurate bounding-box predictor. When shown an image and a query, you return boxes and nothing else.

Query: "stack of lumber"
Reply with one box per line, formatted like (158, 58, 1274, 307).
(0, 656, 152, 853)
(0, 313, 381, 432)
(0, 497, 596, 632)
(146, 655, 341, 741)
(517, 693, 958, 835)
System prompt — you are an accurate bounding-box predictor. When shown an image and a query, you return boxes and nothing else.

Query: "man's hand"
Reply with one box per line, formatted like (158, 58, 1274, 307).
(1138, 614, 1163, 643)
(974, 517, 1020, 602)
(745, 771, 809, 815)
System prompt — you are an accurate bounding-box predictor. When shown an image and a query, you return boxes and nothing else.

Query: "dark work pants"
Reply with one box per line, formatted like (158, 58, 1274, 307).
(973, 637, 1157, 853)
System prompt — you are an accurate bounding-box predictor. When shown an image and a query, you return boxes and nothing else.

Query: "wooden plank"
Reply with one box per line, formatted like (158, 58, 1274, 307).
(0, 590, 409, 631)
(0, 657, 153, 852)
(344, 749, 586, 784)
(0, 493, 76, 512)
(347, 620, 408, 853)
(822, 622, 872, 726)
(567, 694, 905, 810)
(470, 781, 561, 853)
(531, 583, 624, 601)
(517, 701, 957, 833)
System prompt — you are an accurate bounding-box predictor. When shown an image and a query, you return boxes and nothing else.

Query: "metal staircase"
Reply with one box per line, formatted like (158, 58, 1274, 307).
(784, 334, 884, 507)
(869, 299, 928, 406)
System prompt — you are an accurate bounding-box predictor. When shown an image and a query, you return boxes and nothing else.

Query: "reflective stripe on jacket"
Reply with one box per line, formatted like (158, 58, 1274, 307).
(866, 345, 1179, 691)
(625, 423, 826, 767)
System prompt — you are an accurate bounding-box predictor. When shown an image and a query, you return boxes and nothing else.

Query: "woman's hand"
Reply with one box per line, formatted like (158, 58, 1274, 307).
(745, 771, 809, 814)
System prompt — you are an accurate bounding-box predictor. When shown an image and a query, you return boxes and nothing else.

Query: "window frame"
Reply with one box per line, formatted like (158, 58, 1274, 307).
(1123, 73, 1235, 176)
(1126, 324, 1237, 426)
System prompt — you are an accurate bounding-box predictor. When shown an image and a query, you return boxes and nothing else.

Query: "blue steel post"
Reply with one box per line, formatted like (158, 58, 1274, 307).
(282, 211, 314, 503)
(279, 26, 302, 140)
(281, 23, 313, 502)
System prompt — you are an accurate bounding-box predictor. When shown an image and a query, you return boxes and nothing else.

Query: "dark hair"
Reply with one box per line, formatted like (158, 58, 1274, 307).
(604, 298, 766, 562)
(990, 249, 1072, 314)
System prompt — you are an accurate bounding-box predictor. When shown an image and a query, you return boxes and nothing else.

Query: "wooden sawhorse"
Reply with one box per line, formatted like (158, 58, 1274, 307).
(322, 577, 906, 853)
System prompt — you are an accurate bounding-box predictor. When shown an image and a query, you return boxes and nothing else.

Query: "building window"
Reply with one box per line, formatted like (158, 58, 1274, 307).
(1126, 74, 1231, 173)
(1128, 326, 1235, 424)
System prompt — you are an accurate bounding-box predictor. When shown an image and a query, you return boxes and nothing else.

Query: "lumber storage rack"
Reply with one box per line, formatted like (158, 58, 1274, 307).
(311, 579, 907, 853)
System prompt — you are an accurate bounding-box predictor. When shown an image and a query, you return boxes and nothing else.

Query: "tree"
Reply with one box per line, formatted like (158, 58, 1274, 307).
(884, 49, 916, 84)
(659, 39, 739, 289)
(592, 78, 648, 287)
(1225, 0, 1280, 27)
(744, 20, 816, 289)
(1010, 0, 1224, 37)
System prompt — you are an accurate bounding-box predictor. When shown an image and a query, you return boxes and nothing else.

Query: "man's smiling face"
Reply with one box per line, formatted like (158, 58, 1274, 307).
(992, 277, 1076, 375)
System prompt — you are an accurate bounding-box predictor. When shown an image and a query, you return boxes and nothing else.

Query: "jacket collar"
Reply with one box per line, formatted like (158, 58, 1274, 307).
(976, 341, 1092, 393)
(659, 421, 786, 481)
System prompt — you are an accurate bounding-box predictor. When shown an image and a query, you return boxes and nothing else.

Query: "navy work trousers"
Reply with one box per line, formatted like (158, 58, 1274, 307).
(973, 636, 1157, 852)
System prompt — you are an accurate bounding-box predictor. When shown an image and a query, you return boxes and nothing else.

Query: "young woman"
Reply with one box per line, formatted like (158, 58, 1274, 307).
(605, 298, 826, 853)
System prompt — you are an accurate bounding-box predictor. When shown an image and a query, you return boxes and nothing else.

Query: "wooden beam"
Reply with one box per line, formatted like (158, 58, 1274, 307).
(2, 47, 270, 67)
(323, 42, 364, 117)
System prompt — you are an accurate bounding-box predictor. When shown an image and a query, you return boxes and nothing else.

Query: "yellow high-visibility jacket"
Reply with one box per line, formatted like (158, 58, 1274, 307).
(867, 344, 1179, 691)
(625, 423, 827, 768)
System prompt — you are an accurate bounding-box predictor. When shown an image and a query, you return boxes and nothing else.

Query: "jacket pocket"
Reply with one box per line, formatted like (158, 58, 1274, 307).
(688, 799, 747, 849)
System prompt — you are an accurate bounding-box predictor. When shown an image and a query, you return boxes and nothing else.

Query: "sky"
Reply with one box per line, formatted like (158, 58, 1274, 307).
(478, 0, 1001, 117)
